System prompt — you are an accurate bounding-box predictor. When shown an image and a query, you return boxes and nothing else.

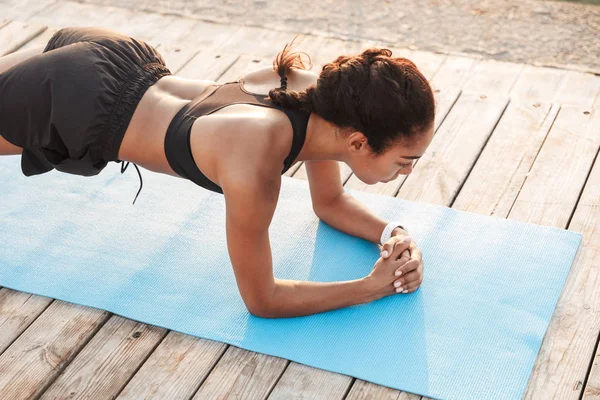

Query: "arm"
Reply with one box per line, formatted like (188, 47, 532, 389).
(305, 161, 423, 294)
(305, 160, 406, 245)
(221, 166, 375, 319)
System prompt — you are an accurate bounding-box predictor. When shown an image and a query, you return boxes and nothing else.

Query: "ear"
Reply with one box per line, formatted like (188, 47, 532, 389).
(347, 131, 369, 153)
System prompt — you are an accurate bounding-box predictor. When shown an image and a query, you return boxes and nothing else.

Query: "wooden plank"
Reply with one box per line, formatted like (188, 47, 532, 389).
(153, 19, 204, 73)
(503, 106, 600, 399)
(397, 92, 508, 205)
(191, 346, 288, 399)
(196, 53, 261, 83)
(510, 65, 566, 105)
(573, 147, 600, 400)
(452, 103, 557, 216)
(428, 55, 478, 127)
(296, 33, 365, 72)
(156, 19, 242, 75)
(404, 49, 446, 82)
(178, 49, 239, 82)
(19, 27, 57, 51)
(553, 70, 600, 108)
(509, 106, 600, 228)
(38, 316, 167, 399)
(93, 8, 175, 42)
(0, 301, 110, 400)
(183, 20, 245, 54)
(462, 59, 524, 96)
(0, 0, 56, 21)
(345, 379, 410, 400)
(0, 289, 52, 354)
(218, 25, 304, 60)
(267, 362, 352, 400)
(0, 20, 46, 56)
(117, 332, 227, 399)
(28, 1, 119, 27)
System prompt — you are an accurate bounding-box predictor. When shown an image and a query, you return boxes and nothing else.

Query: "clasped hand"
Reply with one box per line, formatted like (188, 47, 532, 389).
(367, 231, 424, 299)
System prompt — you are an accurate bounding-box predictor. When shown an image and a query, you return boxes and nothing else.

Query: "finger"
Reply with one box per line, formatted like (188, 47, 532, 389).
(380, 236, 403, 258)
(410, 246, 422, 261)
(388, 237, 411, 260)
(392, 252, 412, 276)
(394, 259, 419, 277)
(393, 280, 422, 294)
(393, 270, 420, 288)
(380, 236, 410, 259)
(402, 285, 421, 294)
(399, 249, 410, 263)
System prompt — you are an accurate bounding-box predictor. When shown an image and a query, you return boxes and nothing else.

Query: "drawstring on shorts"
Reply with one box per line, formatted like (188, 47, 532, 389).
(119, 160, 143, 205)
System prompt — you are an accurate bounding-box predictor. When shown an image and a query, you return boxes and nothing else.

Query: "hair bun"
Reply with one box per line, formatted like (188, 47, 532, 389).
(360, 48, 393, 61)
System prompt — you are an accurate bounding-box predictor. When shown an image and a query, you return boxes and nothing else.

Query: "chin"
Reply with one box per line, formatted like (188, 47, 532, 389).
(357, 175, 378, 185)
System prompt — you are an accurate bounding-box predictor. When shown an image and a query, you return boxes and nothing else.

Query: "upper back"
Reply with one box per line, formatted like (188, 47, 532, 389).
(166, 68, 317, 193)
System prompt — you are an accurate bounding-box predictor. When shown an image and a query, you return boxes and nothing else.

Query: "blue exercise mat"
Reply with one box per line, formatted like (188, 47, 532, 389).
(0, 156, 581, 400)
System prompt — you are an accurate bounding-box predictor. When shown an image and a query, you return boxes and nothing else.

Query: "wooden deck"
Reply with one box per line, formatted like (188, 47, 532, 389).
(0, 1, 599, 399)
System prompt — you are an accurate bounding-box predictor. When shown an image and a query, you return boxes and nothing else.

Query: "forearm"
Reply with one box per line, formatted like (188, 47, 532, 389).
(316, 192, 405, 245)
(262, 277, 375, 318)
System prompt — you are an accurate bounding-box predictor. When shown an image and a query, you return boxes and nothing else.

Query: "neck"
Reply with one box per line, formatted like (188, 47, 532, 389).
(297, 113, 346, 162)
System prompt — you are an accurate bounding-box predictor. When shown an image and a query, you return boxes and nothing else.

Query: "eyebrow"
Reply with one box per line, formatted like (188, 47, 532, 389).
(400, 155, 422, 160)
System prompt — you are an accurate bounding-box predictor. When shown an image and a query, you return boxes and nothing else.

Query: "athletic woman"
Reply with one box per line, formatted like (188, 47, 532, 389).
(0, 27, 434, 318)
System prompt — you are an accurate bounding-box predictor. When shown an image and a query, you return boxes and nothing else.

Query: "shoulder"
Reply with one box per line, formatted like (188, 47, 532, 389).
(209, 113, 285, 188)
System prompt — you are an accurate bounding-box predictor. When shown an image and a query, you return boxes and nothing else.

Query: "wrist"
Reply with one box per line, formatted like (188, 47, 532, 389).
(380, 220, 405, 245)
(360, 275, 380, 304)
(392, 226, 408, 237)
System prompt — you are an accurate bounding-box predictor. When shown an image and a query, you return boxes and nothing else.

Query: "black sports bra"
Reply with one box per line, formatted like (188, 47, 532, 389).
(163, 80, 310, 193)
(120, 79, 311, 204)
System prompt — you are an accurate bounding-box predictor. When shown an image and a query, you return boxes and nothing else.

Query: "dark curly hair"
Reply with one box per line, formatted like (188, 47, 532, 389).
(266, 35, 436, 155)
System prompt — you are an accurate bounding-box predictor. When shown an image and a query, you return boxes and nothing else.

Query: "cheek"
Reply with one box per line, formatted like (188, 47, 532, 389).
(352, 162, 381, 184)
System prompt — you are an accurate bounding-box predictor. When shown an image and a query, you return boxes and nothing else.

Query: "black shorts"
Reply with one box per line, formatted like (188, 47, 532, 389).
(0, 27, 171, 177)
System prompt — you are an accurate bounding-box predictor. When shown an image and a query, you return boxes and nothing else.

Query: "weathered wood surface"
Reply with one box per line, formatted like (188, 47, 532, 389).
(1, 2, 600, 398)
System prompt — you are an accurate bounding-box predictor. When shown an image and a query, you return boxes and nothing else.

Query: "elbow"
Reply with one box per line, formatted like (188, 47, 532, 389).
(313, 193, 345, 221)
(246, 301, 275, 318)
(312, 204, 329, 222)
(244, 295, 276, 318)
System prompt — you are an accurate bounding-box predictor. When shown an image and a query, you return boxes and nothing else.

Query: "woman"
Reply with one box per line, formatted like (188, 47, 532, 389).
(0, 27, 433, 318)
